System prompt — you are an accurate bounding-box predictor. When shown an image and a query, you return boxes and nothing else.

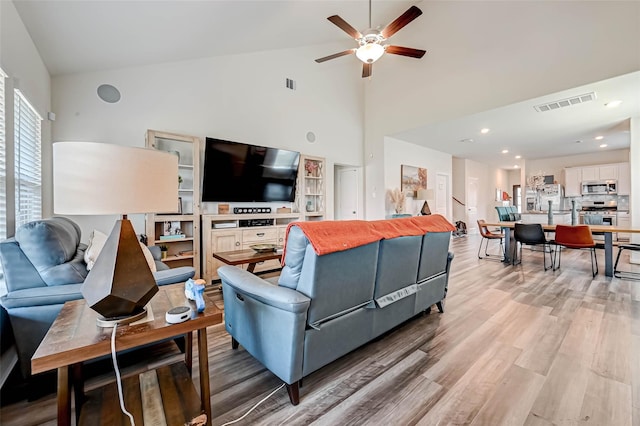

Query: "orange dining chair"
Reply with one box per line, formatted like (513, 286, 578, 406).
(551, 224, 598, 277)
(477, 219, 505, 260)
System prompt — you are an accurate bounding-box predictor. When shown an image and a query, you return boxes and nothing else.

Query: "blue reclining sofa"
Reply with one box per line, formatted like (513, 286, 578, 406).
(219, 215, 455, 404)
(0, 217, 195, 377)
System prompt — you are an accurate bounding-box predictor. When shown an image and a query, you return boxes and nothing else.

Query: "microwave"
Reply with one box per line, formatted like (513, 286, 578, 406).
(581, 180, 617, 195)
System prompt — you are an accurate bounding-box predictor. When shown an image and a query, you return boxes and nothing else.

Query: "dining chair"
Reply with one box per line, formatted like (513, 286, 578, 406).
(477, 219, 505, 261)
(613, 243, 640, 280)
(551, 224, 598, 277)
(495, 207, 510, 221)
(513, 223, 553, 270)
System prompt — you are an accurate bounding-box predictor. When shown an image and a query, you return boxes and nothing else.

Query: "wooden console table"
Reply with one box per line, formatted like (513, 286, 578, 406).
(32, 283, 223, 426)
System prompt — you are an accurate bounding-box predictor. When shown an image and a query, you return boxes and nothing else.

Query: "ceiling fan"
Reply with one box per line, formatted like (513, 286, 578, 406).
(315, 1, 426, 78)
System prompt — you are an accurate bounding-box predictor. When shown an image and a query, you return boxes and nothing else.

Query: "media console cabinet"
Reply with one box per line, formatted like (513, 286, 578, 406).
(201, 213, 301, 283)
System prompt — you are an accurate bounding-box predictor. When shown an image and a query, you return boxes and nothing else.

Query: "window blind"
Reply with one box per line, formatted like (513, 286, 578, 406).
(14, 89, 42, 228)
(0, 69, 7, 241)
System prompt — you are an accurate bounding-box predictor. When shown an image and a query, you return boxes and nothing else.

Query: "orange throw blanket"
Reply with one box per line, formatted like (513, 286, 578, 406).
(283, 215, 455, 261)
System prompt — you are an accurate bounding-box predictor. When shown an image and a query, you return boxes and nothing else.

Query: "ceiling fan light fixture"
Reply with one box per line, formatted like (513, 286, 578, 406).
(356, 43, 385, 64)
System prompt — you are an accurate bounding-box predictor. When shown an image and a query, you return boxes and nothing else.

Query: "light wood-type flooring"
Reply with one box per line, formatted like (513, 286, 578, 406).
(1, 233, 639, 425)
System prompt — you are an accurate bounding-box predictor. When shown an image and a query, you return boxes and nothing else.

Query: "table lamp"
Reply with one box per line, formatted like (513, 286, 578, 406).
(417, 188, 434, 216)
(53, 142, 178, 326)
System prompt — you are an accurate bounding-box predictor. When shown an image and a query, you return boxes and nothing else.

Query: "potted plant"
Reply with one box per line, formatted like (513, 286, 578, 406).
(178, 175, 183, 188)
(159, 244, 168, 259)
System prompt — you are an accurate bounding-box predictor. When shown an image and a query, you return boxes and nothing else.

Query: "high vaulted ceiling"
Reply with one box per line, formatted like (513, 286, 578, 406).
(11, 0, 640, 169)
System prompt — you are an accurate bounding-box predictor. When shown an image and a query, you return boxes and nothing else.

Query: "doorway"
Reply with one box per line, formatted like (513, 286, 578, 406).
(334, 165, 362, 220)
(467, 177, 479, 234)
(435, 173, 449, 218)
(512, 184, 521, 212)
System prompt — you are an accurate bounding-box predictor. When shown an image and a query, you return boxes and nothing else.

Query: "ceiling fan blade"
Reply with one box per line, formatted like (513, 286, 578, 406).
(385, 45, 426, 59)
(315, 49, 356, 63)
(327, 15, 363, 40)
(362, 63, 372, 78)
(381, 6, 423, 39)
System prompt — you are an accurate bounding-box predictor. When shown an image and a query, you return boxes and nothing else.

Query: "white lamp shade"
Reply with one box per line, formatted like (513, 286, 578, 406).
(53, 141, 179, 215)
(417, 188, 435, 201)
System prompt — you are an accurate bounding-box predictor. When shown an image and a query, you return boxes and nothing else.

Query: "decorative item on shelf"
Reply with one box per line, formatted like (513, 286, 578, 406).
(306, 200, 315, 212)
(250, 244, 278, 253)
(547, 200, 554, 225)
(388, 188, 406, 214)
(305, 160, 318, 177)
(53, 141, 178, 327)
(178, 196, 183, 214)
(159, 244, 168, 259)
(218, 203, 230, 214)
(178, 174, 183, 188)
(571, 200, 577, 225)
(277, 207, 292, 213)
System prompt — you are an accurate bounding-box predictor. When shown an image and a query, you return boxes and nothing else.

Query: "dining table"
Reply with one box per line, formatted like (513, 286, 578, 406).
(482, 221, 640, 277)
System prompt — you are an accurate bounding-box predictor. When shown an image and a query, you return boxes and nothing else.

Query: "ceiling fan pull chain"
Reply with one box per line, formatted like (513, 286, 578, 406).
(369, 0, 372, 28)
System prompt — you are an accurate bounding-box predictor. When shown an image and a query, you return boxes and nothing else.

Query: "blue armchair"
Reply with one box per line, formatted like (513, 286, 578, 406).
(0, 217, 195, 377)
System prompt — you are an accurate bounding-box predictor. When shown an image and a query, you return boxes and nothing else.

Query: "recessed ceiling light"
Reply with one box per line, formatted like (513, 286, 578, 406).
(513, 165, 519, 168)
(575, 140, 582, 144)
(459, 138, 474, 143)
(599, 144, 608, 148)
(515, 155, 522, 159)
(501, 149, 509, 154)
(605, 100, 622, 108)
(480, 128, 490, 134)
(595, 135, 604, 140)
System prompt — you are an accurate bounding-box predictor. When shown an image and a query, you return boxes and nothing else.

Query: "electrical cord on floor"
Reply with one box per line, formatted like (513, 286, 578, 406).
(220, 383, 285, 426)
(111, 324, 135, 426)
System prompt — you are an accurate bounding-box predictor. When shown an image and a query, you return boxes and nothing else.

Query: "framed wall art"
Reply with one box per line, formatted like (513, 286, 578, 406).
(401, 165, 427, 197)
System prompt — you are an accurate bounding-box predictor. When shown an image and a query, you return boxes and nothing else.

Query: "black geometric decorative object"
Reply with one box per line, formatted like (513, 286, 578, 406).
(81, 219, 158, 324)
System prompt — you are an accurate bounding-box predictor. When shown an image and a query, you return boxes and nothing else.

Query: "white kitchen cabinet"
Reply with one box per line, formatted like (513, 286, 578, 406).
(563, 167, 582, 197)
(617, 162, 630, 195)
(580, 166, 598, 181)
(580, 164, 619, 181)
(598, 165, 619, 180)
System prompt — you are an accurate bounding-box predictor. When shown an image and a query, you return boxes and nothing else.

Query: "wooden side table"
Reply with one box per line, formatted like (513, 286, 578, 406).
(212, 248, 282, 273)
(32, 283, 223, 426)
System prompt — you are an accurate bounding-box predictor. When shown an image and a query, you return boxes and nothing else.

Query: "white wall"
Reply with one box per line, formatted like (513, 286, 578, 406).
(383, 137, 452, 219)
(0, 0, 52, 236)
(51, 43, 365, 240)
(364, 1, 640, 219)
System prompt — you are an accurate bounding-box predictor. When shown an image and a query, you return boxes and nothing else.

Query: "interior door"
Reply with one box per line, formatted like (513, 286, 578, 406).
(335, 166, 360, 220)
(435, 173, 448, 217)
(467, 177, 479, 234)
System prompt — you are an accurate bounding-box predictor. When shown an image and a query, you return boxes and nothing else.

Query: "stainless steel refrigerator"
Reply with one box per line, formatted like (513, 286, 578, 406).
(539, 184, 564, 211)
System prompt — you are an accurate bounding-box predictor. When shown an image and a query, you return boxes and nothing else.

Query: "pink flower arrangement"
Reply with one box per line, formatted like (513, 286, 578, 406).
(305, 160, 318, 176)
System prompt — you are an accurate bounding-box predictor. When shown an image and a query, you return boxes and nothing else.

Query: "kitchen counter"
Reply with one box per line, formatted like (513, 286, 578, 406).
(521, 212, 572, 225)
(524, 211, 571, 215)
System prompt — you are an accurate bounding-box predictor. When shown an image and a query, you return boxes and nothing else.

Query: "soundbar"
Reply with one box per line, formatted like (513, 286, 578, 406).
(239, 219, 274, 227)
(233, 207, 272, 214)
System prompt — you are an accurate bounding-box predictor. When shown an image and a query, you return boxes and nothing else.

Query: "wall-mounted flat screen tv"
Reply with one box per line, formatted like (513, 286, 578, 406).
(202, 137, 300, 202)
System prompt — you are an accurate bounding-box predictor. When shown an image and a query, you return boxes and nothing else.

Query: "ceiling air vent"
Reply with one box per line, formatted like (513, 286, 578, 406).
(534, 92, 596, 112)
